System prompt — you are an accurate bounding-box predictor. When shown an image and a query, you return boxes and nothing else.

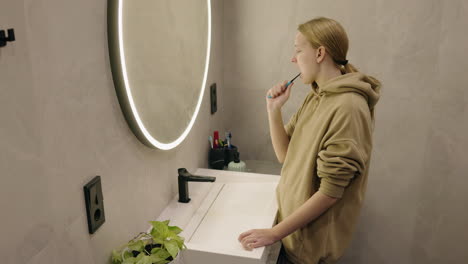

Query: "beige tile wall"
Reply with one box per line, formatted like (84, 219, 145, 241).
(2, 0, 468, 263)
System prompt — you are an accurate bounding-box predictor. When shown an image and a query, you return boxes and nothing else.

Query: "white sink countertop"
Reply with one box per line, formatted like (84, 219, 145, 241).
(156, 168, 282, 264)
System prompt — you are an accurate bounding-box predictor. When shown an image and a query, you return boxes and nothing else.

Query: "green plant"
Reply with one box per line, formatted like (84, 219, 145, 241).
(111, 220, 186, 264)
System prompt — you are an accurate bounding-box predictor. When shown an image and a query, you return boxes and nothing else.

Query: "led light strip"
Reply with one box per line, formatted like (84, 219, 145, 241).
(117, 0, 212, 150)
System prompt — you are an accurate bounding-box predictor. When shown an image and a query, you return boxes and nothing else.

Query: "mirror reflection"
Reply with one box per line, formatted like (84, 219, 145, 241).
(108, 0, 210, 149)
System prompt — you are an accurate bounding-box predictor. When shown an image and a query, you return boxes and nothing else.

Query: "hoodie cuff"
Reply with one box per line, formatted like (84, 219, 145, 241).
(318, 177, 346, 198)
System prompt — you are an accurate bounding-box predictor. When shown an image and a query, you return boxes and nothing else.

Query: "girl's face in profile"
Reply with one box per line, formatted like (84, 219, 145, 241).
(291, 32, 319, 85)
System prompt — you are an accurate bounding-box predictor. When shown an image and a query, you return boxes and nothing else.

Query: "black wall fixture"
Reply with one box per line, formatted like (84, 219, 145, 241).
(0, 28, 15, 47)
(83, 176, 106, 234)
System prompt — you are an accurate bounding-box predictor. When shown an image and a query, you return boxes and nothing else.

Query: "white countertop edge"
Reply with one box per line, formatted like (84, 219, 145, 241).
(184, 241, 266, 259)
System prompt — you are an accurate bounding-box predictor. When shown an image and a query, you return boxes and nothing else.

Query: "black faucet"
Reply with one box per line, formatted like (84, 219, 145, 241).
(178, 168, 216, 203)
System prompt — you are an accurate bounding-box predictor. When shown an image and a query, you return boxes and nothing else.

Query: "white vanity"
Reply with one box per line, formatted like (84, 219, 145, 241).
(156, 168, 282, 264)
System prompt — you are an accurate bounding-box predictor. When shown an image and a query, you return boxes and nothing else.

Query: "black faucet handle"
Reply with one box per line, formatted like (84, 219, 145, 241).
(178, 168, 216, 182)
(178, 168, 191, 177)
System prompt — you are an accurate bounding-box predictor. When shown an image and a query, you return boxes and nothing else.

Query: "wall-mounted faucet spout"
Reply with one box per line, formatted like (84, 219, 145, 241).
(178, 168, 216, 203)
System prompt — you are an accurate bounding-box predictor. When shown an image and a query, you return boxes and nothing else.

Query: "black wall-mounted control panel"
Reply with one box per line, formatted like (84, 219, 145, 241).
(83, 176, 105, 234)
(210, 83, 217, 114)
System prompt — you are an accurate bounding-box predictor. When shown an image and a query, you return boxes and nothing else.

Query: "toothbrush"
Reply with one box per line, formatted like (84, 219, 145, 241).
(225, 132, 229, 148)
(227, 132, 232, 149)
(209, 136, 213, 149)
(267, 72, 301, 99)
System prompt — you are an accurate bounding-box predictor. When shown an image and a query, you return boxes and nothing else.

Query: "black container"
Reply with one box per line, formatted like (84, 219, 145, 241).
(208, 147, 225, 170)
(224, 145, 238, 166)
(208, 145, 239, 170)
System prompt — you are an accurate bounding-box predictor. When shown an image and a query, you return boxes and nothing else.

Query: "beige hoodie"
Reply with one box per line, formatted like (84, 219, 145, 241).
(277, 72, 381, 264)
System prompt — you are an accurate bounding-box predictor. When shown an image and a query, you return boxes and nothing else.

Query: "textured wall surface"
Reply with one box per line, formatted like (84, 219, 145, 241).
(2, 0, 468, 263)
(0, 0, 226, 263)
(223, 0, 468, 263)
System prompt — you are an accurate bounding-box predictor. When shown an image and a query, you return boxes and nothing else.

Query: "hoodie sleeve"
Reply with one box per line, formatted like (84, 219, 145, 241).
(317, 96, 373, 198)
(284, 109, 300, 138)
(285, 92, 315, 137)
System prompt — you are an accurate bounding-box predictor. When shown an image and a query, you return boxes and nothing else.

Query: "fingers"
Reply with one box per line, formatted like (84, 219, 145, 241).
(239, 230, 266, 251)
(267, 81, 292, 99)
(285, 81, 294, 96)
(241, 237, 266, 251)
(248, 240, 263, 249)
(239, 229, 257, 250)
(241, 237, 258, 251)
(278, 81, 289, 94)
(238, 230, 253, 242)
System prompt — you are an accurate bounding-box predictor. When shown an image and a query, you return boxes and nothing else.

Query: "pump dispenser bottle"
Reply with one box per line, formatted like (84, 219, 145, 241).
(227, 152, 246, 172)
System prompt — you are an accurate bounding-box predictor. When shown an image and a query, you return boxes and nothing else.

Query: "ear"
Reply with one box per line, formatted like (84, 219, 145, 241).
(316, 46, 326, 63)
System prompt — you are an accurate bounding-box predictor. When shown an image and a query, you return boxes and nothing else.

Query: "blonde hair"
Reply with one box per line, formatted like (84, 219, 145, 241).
(298, 17, 381, 88)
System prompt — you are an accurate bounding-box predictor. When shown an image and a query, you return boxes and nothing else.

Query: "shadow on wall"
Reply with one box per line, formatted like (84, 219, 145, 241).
(409, 125, 468, 263)
(339, 205, 388, 264)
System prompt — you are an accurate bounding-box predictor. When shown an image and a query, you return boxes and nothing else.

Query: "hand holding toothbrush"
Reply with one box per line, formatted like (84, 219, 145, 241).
(266, 73, 300, 112)
(266, 81, 294, 112)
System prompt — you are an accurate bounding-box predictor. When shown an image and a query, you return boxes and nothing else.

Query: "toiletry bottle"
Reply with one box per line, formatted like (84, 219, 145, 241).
(227, 152, 246, 172)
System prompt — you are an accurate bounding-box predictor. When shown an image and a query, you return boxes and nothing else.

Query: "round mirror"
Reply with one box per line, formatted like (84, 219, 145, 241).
(107, 0, 211, 150)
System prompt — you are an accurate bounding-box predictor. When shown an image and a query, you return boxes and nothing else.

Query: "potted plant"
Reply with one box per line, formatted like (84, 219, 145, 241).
(111, 220, 186, 264)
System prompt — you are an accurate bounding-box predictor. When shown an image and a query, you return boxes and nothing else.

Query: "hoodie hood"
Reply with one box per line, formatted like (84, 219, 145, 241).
(318, 72, 381, 110)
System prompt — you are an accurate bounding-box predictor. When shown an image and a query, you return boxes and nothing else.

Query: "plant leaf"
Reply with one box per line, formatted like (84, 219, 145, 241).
(148, 254, 165, 263)
(123, 251, 134, 262)
(128, 240, 145, 252)
(167, 234, 185, 249)
(112, 249, 123, 263)
(164, 240, 179, 259)
(150, 247, 160, 255)
(122, 257, 136, 264)
(152, 237, 164, 245)
(135, 255, 153, 264)
(151, 247, 171, 260)
(150, 221, 169, 240)
(135, 252, 145, 261)
(154, 260, 170, 264)
(168, 225, 182, 235)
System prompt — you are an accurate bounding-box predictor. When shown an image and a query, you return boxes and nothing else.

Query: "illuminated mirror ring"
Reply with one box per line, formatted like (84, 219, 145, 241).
(107, 0, 211, 150)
